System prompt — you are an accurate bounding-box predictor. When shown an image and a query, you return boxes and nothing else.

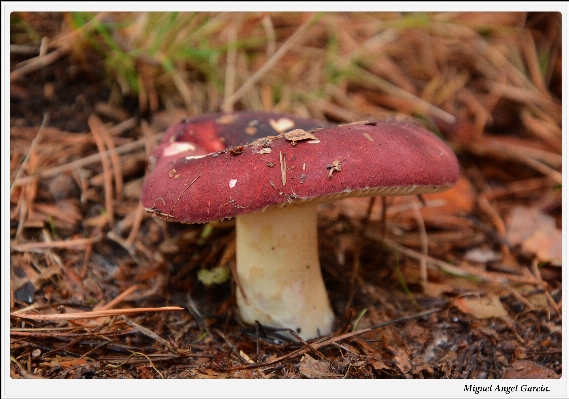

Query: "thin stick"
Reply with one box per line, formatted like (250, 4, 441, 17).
(279, 151, 286, 186)
(261, 15, 276, 56)
(375, 235, 546, 287)
(124, 121, 156, 245)
(11, 307, 184, 321)
(352, 64, 456, 124)
(222, 308, 440, 371)
(452, 140, 562, 184)
(477, 196, 510, 257)
(374, 235, 482, 281)
(169, 173, 203, 217)
(10, 356, 42, 379)
(222, 14, 319, 110)
(531, 259, 561, 316)
(11, 234, 104, 253)
(125, 202, 146, 246)
(10, 113, 49, 194)
(121, 316, 175, 352)
(10, 12, 109, 81)
(108, 351, 164, 378)
(11, 129, 159, 188)
(80, 241, 94, 279)
(99, 121, 124, 201)
(222, 24, 238, 113)
(96, 285, 139, 311)
(410, 197, 429, 288)
(88, 115, 115, 224)
(10, 47, 68, 82)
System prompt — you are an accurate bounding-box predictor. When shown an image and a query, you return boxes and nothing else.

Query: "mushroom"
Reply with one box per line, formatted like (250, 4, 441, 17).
(141, 114, 460, 340)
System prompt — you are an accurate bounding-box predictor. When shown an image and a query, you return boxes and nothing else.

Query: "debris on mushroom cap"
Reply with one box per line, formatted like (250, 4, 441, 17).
(147, 112, 326, 172)
(283, 129, 319, 145)
(147, 141, 209, 173)
(141, 119, 460, 223)
(161, 111, 325, 151)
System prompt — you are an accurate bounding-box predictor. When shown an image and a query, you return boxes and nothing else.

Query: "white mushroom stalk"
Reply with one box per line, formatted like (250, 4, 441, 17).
(235, 203, 334, 340)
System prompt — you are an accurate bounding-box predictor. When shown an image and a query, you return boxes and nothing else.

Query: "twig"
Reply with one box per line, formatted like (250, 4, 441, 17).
(186, 297, 215, 342)
(372, 234, 481, 280)
(221, 24, 238, 113)
(99, 120, 124, 201)
(123, 120, 157, 247)
(10, 329, 137, 338)
(221, 308, 440, 371)
(10, 356, 42, 379)
(107, 351, 164, 378)
(169, 70, 194, 113)
(11, 306, 184, 321)
(121, 316, 176, 352)
(42, 237, 89, 295)
(375, 234, 550, 287)
(88, 115, 115, 224)
(531, 259, 561, 316)
(504, 285, 535, 312)
(169, 173, 203, 217)
(96, 285, 139, 311)
(125, 202, 146, 246)
(11, 234, 104, 253)
(520, 109, 561, 151)
(222, 13, 319, 109)
(477, 196, 510, 258)
(51, 12, 110, 49)
(255, 322, 326, 360)
(410, 197, 428, 288)
(10, 113, 49, 194)
(279, 151, 286, 186)
(11, 129, 158, 188)
(10, 46, 69, 82)
(481, 177, 554, 201)
(351, 64, 457, 124)
(79, 239, 93, 279)
(217, 329, 265, 375)
(489, 81, 554, 108)
(261, 15, 276, 56)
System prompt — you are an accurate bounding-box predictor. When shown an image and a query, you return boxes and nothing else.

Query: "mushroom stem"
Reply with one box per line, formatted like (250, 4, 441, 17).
(235, 203, 334, 340)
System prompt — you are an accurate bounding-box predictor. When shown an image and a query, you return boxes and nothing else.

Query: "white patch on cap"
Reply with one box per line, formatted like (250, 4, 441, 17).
(163, 142, 196, 156)
(185, 154, 207, 160)
(229, 179, 238, 188)
(269, 118, 295, 133)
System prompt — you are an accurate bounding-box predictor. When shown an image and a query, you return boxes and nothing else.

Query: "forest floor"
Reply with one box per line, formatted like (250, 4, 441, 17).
(8, 11, 562, 385)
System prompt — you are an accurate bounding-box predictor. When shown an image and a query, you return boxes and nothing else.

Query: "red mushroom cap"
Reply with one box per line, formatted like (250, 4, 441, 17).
(141, 119, 459, 223)
(146, 112, 327, 172)
(161, 111, 326, 148)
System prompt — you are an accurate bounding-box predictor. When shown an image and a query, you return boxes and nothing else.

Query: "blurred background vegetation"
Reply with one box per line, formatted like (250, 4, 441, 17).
(10, 11, 562, 141)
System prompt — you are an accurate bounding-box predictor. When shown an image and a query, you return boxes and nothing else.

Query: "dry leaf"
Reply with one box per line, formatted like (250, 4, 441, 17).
(269, 117, 295, 133)
(299, 354, 340, 379)
(369, 356, 390, 372)
(197, 368, 229, 379)
(454, 295, 509, 320)
(517, 285, 549, 310)
(506, 206, 561, 265)
(503, 360, 559, 379)
(464, 247, 501, 263)
(439, 351, 457, 377)
(43, 356, 88, 368)
(391, 347, 413, 375)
